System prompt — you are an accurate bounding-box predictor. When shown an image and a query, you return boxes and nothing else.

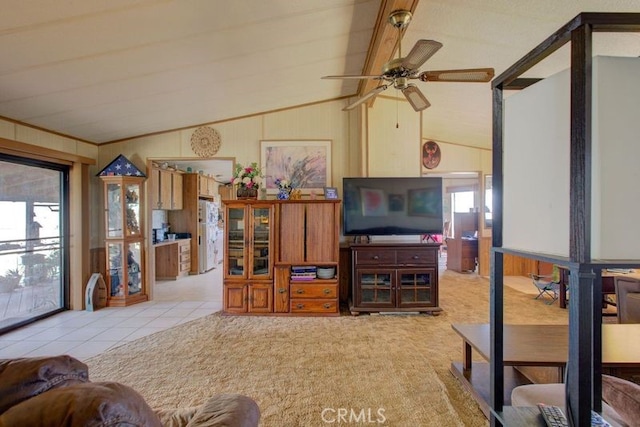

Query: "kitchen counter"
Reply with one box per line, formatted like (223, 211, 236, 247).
(153, 238, 190, 247)
(154, 238, 191, 280)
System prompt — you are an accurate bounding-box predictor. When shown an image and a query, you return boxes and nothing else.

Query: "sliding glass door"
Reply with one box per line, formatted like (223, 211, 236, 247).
(0, 155, 68, 331)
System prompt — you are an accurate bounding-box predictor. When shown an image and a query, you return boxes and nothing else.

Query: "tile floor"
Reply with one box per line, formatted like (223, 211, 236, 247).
(0, 267, 223, 361)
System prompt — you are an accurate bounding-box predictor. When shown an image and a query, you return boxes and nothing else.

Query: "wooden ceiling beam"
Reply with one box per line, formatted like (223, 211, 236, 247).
(359, 0, 421, 107)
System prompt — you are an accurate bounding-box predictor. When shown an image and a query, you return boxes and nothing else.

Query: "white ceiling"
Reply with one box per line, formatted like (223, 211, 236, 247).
(0, 0, 639, 147)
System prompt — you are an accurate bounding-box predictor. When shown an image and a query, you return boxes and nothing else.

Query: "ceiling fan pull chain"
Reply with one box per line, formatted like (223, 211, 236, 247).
(396, 91, 400, 128)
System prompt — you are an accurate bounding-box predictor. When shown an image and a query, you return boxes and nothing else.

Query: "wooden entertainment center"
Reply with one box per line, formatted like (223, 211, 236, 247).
(348, 243, 442, 315)
(222, 199, 341, 316)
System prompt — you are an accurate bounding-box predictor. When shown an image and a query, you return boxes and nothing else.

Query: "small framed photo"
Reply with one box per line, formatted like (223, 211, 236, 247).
(324, 187, 339, 199)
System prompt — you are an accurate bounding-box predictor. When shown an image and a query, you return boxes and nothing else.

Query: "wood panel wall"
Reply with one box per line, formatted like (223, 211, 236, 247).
(478, 237, 539, 277)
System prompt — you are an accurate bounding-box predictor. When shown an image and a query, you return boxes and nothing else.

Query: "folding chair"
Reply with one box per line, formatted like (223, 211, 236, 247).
(530, 273, 561, 305)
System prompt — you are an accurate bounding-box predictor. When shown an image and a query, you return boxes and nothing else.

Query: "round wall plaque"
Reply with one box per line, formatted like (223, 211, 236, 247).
(191, 126, 221, 157)
(422, 140, 441, 169)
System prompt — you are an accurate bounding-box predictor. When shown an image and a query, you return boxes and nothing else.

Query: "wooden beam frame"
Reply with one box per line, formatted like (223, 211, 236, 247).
(359, 0, 421, 107)
(490, 12, 640, 426)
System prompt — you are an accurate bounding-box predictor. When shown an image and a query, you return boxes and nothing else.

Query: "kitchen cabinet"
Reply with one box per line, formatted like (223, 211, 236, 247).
(154, 238, 191, 280)
(168, 173, 220, 274)
(150, 166, 183, 210)
(100, 175, 148, 306)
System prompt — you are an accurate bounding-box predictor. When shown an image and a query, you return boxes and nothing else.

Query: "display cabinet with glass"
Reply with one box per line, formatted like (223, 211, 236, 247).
(223, 201, 273, 313)
(100, 175, 148, 306)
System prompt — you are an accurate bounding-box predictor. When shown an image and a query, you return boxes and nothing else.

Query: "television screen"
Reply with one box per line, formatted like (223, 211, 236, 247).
(342, 177, 443, 236)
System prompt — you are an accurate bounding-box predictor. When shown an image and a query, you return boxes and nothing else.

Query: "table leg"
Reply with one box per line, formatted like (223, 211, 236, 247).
(462, 341, 472, 371)
(559, 282, 567, 309)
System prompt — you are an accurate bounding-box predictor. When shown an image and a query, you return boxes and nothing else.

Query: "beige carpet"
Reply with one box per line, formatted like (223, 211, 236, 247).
(86, 271, 569, 426)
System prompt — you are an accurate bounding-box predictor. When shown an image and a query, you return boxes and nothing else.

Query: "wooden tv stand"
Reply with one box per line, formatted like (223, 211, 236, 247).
(349, 243, 442, 315)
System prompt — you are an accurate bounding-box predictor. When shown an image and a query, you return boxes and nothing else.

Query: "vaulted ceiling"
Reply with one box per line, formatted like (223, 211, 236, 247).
(0, 0, 638, 147)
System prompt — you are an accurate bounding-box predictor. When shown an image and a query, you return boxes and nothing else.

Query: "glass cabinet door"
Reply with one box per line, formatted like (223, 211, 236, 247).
(227, 207, 246, 276)
(357, 270, 394, 307)
(127, 241, 142, 295)
(107, 242, 124, 296)
(251, 206, 271, 277)
(398, 269, 435, 307)
(106, 183, 123, 238)
(124, 183, 141, 236)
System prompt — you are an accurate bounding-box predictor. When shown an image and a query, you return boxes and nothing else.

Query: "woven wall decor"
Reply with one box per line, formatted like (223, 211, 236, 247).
(190, 126, 221, 157)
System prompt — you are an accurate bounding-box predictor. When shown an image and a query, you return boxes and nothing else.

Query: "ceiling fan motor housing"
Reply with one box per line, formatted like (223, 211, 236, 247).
(388, 10, 412, 29)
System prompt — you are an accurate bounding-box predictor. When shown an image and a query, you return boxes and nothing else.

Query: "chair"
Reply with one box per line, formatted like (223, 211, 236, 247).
(530, 270, 561, 305)
(614, 276, 640, 323)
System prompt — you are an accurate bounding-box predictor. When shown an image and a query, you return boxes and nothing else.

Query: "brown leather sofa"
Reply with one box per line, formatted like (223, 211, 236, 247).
(0, 355, 260, 427)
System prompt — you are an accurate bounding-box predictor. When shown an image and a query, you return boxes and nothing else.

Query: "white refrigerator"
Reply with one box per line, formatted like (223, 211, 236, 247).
(198, 200, 219, 273)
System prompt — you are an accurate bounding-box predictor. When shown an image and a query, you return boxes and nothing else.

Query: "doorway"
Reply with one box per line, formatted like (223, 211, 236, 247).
(0, 155, 68, 332)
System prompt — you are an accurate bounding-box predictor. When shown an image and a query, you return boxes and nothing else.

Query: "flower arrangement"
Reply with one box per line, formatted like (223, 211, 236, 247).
(274, 178, 292, 191)
(232, 162, 262, 189)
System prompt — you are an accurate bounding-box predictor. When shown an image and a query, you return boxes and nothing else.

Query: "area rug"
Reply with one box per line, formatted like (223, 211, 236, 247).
(86, 271, 569, 426)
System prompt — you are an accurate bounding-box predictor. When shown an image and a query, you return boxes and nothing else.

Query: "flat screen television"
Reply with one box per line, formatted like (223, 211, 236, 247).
(342, 177, 443, 236)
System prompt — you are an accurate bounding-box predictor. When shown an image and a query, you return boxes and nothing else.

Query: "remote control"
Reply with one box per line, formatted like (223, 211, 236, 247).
(591, 410, 611, 427)
(538, 404, 569, 427)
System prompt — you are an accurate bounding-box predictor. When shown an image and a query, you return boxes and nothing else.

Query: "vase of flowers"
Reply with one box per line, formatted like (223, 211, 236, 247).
(232, 162, 262, 199)
(275, 178, 292, 200)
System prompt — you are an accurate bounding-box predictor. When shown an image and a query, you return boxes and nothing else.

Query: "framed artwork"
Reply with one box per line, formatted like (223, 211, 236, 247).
(408, 188, 441, 217)
(360, 188, 387, 216)
(388, 194, 405, 212)
(324, 187, 339, 199)
(422, 140, 441, 170)
(261, 140, 331, 194)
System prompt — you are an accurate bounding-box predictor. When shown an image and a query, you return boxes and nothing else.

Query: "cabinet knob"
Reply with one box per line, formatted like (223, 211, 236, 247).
(412, 255, 419, 259)
(372, 255, 379, 260)
(278, 288, 286, 294)
(296, 303, 304, 309)
(323, 288, 331, 295)
(323, 303, 331, 309)
(296, 288, 305, 294)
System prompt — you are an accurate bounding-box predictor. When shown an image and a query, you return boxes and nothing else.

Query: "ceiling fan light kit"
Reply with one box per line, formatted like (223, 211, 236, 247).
(323, 9, 495, 112)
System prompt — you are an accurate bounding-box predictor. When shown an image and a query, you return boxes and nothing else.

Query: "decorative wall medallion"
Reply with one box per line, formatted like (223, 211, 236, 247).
(191, 126, 221, 157)
(422, 140, 441, 169)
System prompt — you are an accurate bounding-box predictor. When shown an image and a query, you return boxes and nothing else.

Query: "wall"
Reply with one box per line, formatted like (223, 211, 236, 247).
(503, 56, 640, 259)
(0, 119, 98, 159)
(592, 56, 640, 259)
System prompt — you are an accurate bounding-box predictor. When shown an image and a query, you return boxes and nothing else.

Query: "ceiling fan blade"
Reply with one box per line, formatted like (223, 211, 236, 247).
(322, 74, 384, 80)
(402, 85, 430, 111)
(401, 40, 443, 71)
(419, 68, 495, 82)
(343, 85, 389, 111)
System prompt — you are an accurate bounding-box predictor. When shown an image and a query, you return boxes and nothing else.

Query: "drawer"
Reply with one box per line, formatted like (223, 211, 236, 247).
(290, 283, 337, 299)
(180, 252, 190, 263)
(290, 299, 338, 314)
(396, 249, 436, 265)
(179, 243, 190, 253)
(354, 250, 395, 265)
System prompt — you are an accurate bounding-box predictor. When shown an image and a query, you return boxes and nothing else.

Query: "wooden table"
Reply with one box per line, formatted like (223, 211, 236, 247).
(557, 269, 640, 310)
(450, 323, 640, 418)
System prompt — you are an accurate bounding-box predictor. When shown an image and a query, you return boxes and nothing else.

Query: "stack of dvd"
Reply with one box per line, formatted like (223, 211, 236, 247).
(291, 265, 317, 281)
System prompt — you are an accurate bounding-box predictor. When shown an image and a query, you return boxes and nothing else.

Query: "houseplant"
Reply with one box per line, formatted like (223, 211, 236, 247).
(232, 162, 262, 199)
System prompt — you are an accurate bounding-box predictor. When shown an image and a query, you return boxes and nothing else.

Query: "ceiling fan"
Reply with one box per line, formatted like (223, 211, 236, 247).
(322, 10, 495, 112)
